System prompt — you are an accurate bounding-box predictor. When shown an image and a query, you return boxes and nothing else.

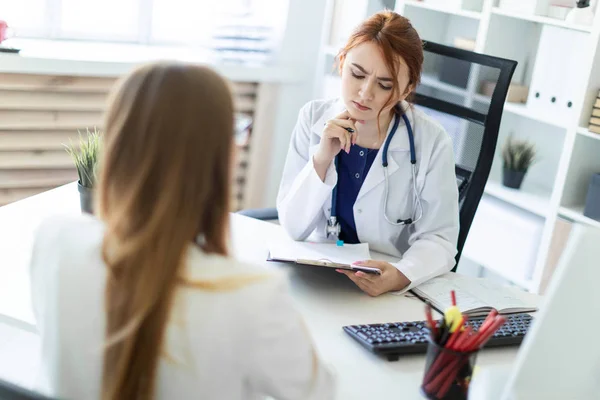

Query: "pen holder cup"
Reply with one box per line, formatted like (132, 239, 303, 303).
(420, 339, 478, 400)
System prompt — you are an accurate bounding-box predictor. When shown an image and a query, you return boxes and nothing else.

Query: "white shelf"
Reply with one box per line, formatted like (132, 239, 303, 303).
(558, 205, 600, 229)
(404, 1, 482, 20)
(484, 180, 551, 218)
(420, 73, 468, 96)
(471, 97, 570, 128)
(502, 102, 570, 129)
(491, 7, 593, 33)
(577, 127, 600, 141)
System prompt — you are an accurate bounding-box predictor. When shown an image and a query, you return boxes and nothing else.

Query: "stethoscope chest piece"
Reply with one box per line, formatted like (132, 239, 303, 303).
(326, 216, 341, 238)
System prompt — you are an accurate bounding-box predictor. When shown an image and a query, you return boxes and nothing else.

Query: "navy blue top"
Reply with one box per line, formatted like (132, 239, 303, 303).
(335, 145, 379, 244)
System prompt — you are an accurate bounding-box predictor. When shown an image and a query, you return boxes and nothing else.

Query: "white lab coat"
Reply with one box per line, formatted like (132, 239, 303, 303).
(29, 214, 335, 400)
(277, 98, 459, 291)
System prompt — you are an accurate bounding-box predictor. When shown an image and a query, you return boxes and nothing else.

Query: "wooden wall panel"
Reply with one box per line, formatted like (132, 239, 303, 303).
(0, 73, 258, 210)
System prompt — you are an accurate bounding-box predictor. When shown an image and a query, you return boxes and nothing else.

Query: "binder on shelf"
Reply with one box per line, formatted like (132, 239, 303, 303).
(527, 26, 588, 123)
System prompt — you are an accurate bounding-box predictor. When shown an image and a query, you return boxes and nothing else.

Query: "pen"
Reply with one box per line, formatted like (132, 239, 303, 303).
(445, 316, 466, 349)
(425, 303, 438, 340)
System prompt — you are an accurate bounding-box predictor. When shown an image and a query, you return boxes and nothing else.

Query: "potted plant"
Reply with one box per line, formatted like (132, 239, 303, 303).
(64, 127, 101, 214)
(501, 135, 537, 189)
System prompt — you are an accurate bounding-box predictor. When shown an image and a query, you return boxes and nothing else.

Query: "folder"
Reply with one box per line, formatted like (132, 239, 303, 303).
(267, 235, 382, 275)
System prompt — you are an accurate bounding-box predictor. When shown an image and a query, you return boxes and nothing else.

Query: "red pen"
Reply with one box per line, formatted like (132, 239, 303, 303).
(474, 309, 499, 339)
(425, 303, 438, 340)
(445, 316, 466, 349)
(451, 290, 457, 306)
(474, 317, 507, 349)
(453, 326, 473, 351)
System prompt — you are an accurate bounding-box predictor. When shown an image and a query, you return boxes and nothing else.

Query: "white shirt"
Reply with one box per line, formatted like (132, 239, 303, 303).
(277, 98, 459, 291)
(30, 214, 335, 400)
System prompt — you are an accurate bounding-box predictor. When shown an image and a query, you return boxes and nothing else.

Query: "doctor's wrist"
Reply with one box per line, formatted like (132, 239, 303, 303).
(313, 153, 333, 182)
(390, 269, 411, 292)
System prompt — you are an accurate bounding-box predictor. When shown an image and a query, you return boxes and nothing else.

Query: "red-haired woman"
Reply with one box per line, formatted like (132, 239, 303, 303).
(277, 11, 459, 297)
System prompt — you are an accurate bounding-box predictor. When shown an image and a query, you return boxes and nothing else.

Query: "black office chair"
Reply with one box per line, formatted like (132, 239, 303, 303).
(238, 41, 517, 270)
(0, 379, 56, 400)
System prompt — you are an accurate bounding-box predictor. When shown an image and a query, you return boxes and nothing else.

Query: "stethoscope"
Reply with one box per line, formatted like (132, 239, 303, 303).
(326, 109, 424, 241)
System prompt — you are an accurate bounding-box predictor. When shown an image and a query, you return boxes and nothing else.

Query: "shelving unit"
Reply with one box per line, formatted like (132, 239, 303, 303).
(490, 6, 594, 33)
(483, 181, 551, 218)
(577, 126, 600, 140)
(420, 73, 469, 96)
(316, 0, 600, 293)
(559, 205, 600, 230)
(502, 103, 570, 129)
(403, 0, 482, 20)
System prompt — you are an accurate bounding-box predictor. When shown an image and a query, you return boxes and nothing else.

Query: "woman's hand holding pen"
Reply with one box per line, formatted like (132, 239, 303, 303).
(313, 110, 360, 181)
(336, 260, 411, 297)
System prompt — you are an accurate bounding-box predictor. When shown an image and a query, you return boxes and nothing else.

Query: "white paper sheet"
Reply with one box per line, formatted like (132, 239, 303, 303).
(267, 235, 371, 266)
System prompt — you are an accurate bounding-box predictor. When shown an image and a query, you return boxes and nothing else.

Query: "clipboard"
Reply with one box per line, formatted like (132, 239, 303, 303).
(267, 253, 382, 275)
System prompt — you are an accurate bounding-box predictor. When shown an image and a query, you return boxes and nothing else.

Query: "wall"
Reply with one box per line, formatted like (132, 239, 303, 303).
(262, 0, 331, 207)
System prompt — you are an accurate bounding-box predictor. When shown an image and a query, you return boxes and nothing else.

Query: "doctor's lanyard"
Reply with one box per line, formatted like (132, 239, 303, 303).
(326, 112, 424, 242)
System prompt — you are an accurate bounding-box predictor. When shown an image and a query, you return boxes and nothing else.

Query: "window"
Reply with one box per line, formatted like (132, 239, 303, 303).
(0, 0, 288, 63)
(0, 0, 48, 36)
(59, 0, 140, 40)
(151, 0, 224, 45)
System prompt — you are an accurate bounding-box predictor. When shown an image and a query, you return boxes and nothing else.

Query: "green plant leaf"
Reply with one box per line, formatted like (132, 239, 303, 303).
(63, 127, 102, 189)
(501, 135, 537, 172)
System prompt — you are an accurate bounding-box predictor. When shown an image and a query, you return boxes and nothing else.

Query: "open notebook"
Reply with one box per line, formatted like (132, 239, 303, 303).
(411, 273, 540, 317)
(267, 235, 381, 274)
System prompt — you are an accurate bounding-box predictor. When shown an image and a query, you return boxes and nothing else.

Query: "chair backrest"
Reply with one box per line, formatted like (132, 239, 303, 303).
(415, 41, 517, 268)
(0, 379, 56, 400)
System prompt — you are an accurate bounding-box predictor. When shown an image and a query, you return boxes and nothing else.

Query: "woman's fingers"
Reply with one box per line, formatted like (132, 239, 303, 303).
(336, 269, 380, 296)
(354, 270, 378, 283)
(340, 270, 374, 293)
(344, 130, 351, 153)
(337, 129, 348, 152)
(329, 117, 357, 133)
(324, 109, 359, 154)
(324, 123, 353, 153)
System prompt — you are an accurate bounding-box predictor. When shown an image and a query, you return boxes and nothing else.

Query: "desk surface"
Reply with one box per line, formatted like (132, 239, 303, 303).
(0, 183, 518, 399)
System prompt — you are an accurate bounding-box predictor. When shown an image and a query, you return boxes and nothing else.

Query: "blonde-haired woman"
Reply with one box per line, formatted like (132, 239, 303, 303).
(29, 63, 334, 400)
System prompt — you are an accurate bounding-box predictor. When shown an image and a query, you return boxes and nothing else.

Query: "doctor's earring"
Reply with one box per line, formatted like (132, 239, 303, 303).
(195, 234, 206, 247)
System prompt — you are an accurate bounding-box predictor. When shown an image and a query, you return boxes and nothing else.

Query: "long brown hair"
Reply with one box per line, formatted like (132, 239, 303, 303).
(338, 10, 424, 132)
(97, 62, 234, 400)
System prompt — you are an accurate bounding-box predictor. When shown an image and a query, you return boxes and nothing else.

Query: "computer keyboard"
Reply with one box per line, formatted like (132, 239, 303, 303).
(343, 313, 533, 361)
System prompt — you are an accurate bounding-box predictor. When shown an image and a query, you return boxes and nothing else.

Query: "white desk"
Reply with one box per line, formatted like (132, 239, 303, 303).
(0, 183, 519, 399)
